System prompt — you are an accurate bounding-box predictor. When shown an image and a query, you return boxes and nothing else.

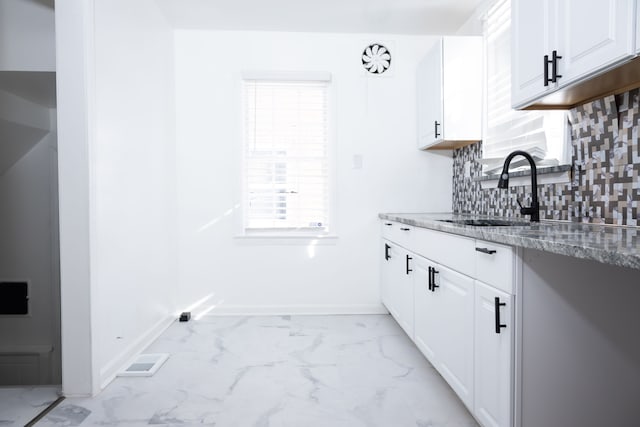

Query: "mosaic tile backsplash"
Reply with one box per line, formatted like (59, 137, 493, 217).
(452, 89, 640, 226)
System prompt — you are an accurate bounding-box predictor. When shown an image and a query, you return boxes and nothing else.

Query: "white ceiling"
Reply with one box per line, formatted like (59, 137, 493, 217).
(154, 0, 485, 34)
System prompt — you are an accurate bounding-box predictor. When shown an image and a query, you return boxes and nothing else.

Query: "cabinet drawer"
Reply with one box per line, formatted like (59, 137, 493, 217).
(412, 227, 475, 277)
(474, 240, 514, 294)
(381, 220, 414, 249)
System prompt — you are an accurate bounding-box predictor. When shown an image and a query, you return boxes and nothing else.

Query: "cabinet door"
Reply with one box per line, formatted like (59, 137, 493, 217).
(413, 255, 439, 363)
(416, 39, 443, 149)
(511, 0, 557, 108)
(474, 281, 514, 427)
(442, 37, 482, 142)
(556, 0, 635, 86)
(433, 264, 475, 409)
(396, 250, 415, 339)
(636, 2, 640, 54)
(381, 239, 398, 317)
(381, 242, 414, 338)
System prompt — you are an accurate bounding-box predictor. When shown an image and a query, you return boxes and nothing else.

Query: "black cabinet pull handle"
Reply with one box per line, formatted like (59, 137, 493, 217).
(434, 120, 441, 138)
(406, 255, 412, 275)
(495, 297, 507, 334)
(385, 243, 391, 261)
(384, 222, 393, 226)
(431, 268, 439, 291)
(543, 54, 551, 86)
(475, 247, 497, 255)
(551, 50, 562, 83)
(427, 266, 433, 291)
(400, 227, 410, 231)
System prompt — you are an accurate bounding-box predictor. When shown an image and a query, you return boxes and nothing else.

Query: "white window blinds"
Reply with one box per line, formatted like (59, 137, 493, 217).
(483, 0, 567, 173)
(243, 78, 330, 233)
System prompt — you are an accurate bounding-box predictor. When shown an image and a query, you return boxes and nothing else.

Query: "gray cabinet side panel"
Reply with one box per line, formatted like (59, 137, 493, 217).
(520, 248, 640, 427)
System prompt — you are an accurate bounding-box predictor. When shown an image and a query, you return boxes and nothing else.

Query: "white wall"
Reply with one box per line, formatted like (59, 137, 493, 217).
(55, 0, 98, 396)
(0, 0, 56, 71)
(174, 31, 452, 315)
(92, 0, 177, 387)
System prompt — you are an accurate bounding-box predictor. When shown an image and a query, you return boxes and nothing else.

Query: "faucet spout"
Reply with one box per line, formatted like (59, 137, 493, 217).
(497, 150, 540, 222)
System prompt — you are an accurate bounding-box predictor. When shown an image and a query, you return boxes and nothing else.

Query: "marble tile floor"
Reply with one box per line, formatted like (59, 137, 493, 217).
(37, 315, 478, 427)
(0, 386, 61, 426)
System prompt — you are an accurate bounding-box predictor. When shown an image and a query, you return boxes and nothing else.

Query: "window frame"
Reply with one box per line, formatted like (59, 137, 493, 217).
(237, 71, 337, 241)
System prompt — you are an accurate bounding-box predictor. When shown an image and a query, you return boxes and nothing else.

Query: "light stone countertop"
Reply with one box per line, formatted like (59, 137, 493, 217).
(379, 212, 640, 271)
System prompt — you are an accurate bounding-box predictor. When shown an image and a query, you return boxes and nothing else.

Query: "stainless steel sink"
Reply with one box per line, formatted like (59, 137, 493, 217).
(437, 219, 530, 227)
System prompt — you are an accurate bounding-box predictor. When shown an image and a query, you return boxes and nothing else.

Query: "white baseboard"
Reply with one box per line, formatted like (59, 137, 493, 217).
(198, 304, 389, 317)
(98, 315, 174, 391)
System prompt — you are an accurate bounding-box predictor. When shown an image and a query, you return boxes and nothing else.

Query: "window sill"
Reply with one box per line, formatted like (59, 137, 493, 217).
(233, 234, 339, 245)
(475, 164, 572, 189)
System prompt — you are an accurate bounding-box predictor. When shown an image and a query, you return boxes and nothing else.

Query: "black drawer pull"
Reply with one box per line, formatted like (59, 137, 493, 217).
(385, 243, 391, 261)
(427, 266, 433, 290)
(551, 50, 562, 83)
(476, 247, 497, 255)
(384, 223, 393, 226)
(544, 54, 551, 86)
(400, 227, 410, 231)
(431, 268, 439, 291)
(495, 297, 507, 334)
(406, 255, 412, 275)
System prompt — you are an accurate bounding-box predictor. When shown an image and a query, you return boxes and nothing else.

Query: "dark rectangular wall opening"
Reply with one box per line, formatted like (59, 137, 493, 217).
(0, 281, 29, 315)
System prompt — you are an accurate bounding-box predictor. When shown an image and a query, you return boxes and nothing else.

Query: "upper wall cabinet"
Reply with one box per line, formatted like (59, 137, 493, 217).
(637, 3, 640, 53)
(417, 37, 482, 150)
(512, 0, 637, 110)
(511, 0, 557, 105)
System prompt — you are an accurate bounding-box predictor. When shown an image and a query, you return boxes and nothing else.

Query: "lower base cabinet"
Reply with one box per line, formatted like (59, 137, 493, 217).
(414, 256, 474, 409)
(381, 239, 399, 320)
(382, 221, 516, 427)
(413, 256, 439, 362)
(474, 281, 514, 427)
(381, 239, 414, 339)
(436, 265, 475, 409)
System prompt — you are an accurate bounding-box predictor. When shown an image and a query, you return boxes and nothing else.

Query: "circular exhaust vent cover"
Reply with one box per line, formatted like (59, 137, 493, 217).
(362, 44, 391, 74)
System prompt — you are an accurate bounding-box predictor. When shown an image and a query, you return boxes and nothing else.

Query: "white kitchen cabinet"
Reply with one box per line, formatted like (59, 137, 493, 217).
(511, 0, 557, 107)
(512, 0, 636, 109)
(413, 255, 439, 363)
(380, 238, 414, 339)
(414, 256, 475, 410)
(416, 37, 482, 149)
(637, 3, 640, 53)
(396, 248, 415, 338)
(381, 239, 397, 318)
(434, 264, 475, 409)
(381, 219, 518, 426)
(475, 240, 515, 295)
(416, 39, 443, 149)
(556, 0, 635, 85)
(474, 281, 514, 427)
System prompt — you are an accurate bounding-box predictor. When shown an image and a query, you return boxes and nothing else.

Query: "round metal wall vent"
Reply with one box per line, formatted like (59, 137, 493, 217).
(362, 44, 391, 74)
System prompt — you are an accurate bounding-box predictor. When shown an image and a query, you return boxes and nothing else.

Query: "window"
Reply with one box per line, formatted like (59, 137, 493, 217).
(483, 0, 568, 174)
(242, 75, 331, 235)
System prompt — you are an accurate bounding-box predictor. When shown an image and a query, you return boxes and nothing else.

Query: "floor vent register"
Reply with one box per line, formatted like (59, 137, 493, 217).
(117, 353, 169, 377)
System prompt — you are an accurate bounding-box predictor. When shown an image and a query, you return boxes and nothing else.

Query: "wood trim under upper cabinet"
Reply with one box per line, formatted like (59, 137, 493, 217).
(426, 139, 481, 150)
(521, 56, 640, 110)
